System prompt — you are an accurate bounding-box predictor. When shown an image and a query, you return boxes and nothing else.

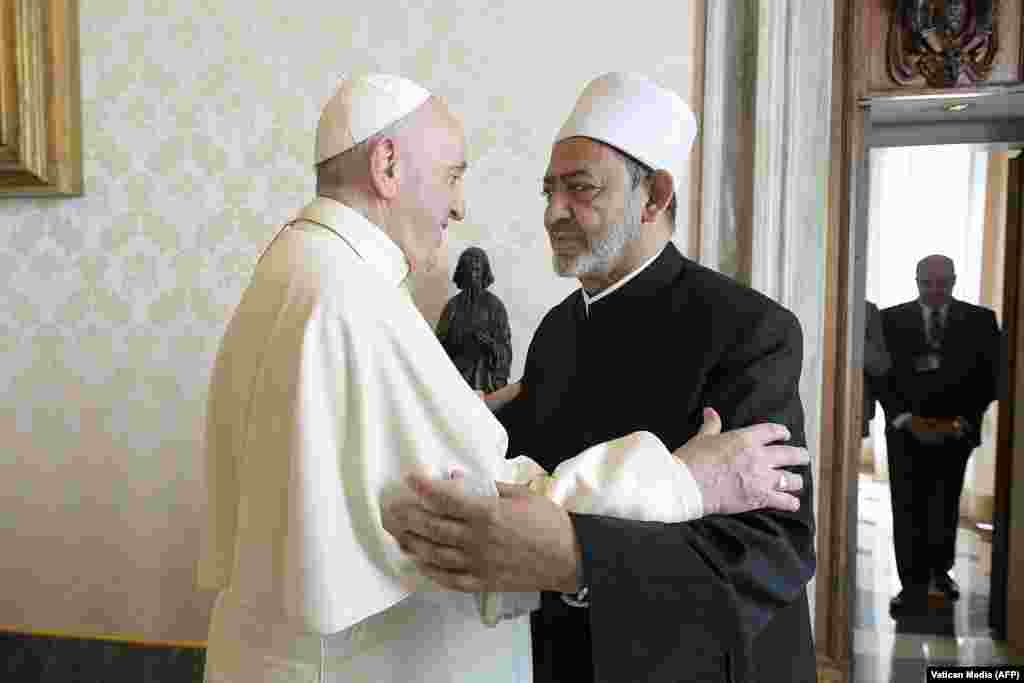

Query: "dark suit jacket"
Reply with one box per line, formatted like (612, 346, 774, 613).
(878, 299, 1000, 446)
(497, 243, 816, 683)
(863, 300, 891, 436)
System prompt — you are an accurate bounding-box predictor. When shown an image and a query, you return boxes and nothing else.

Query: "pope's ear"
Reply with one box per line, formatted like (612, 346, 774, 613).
(642, 170, 674, 223)
(367, 136, 401, 200)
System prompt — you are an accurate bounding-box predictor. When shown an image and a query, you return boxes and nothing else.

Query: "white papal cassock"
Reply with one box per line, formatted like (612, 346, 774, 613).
(198, 196, 703, 682)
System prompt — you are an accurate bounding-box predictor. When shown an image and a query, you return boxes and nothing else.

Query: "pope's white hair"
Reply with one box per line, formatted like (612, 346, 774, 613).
(315, 107, 417, 193)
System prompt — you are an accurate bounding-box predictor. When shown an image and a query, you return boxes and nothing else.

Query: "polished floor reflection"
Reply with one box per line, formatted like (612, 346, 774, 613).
(853, 474, 1023, 681)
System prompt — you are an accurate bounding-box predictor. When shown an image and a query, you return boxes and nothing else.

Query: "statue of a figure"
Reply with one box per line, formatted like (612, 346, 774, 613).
(436, 247, 512, 393)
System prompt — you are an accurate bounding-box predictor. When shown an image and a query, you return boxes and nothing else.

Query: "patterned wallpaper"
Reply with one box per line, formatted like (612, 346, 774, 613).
(0, 1, 700, 641)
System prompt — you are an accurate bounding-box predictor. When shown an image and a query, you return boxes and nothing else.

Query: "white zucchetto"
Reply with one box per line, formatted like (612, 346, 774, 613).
(315, 73, 432, 165)
(555, 72, 697, 194)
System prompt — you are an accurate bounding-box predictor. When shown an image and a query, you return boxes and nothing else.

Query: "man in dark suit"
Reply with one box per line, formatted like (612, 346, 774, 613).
(880, 254, 1000, 615)
(382, 72, 815, 683)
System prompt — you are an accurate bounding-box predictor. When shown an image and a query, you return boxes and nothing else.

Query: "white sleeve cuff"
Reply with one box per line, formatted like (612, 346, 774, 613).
(539, 431, 704, 523)
(483, 433, 708, 625)
(673, 457, 704, 520)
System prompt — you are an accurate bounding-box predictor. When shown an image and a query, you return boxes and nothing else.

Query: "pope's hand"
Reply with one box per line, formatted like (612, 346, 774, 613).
(381, 471, 581, 594)
(675, 407, 810, 516)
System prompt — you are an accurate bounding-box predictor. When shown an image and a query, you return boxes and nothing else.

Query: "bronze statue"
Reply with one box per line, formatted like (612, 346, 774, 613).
(437, 247, 512, 393)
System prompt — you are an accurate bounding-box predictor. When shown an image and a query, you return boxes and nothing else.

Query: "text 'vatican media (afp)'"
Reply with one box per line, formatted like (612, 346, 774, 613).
(927, 666, 1023, 681)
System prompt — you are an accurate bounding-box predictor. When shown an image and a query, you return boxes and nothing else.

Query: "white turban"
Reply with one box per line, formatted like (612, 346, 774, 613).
(315, 73, 432, 165)
(555, 72, 697, 194)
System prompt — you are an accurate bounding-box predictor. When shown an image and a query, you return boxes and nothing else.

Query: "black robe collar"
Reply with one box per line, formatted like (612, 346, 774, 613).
(574, 241, 686, 321)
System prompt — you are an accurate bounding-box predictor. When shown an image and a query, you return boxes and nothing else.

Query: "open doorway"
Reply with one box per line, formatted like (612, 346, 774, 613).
(845, 118, 1024, 680)
(855, 143, 1014, 653)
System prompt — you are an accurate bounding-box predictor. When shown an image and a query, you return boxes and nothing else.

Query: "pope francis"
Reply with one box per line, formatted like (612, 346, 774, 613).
(197, 73, 807, 683)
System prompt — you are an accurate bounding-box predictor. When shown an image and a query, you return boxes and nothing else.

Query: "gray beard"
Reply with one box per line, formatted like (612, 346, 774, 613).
(552, 194, 643, 278)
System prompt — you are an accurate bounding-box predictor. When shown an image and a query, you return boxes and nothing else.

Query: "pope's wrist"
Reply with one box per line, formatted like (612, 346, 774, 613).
(555, 510, 585, 594)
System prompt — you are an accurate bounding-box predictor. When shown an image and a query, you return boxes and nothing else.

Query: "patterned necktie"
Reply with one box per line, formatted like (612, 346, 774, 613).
(930, 308, 944, 348)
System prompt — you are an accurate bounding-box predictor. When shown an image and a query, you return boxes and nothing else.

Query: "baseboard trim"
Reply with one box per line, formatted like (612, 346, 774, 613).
(0, 625, 205, 649)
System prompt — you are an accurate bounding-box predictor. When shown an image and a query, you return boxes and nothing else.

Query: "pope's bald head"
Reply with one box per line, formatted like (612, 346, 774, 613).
(315, 95, 461, 194)
(315, 73, 434, 193)
(316, 97, 422, 193)
(391, 96, 464, 169)
(315, 87, 467, 274)
(315, 74, 431, 163)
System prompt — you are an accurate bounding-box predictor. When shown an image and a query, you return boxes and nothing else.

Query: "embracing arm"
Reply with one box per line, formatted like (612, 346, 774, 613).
(484, 381, 522, 414)
(571, 306, 814, 655)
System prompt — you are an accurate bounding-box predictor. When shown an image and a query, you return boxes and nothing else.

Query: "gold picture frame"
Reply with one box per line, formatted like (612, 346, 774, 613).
(0, 0, 82, 197)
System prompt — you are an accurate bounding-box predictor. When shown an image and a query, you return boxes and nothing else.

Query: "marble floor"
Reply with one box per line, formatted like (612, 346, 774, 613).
(852, 473, 1024, 681)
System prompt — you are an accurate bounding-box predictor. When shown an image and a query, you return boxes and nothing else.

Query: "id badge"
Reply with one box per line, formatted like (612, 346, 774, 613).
(913, 352, 942, 373)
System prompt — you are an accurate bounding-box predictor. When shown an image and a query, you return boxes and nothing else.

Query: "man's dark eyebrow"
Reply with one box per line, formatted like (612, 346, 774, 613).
(542, 169, 594, 184)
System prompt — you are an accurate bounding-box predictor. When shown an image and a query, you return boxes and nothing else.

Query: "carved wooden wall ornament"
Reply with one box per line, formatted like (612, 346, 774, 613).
(888, 0, 1000, 88)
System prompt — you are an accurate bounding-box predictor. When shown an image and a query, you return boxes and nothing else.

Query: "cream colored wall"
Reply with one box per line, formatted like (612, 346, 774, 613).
(0, 1, 701, 641)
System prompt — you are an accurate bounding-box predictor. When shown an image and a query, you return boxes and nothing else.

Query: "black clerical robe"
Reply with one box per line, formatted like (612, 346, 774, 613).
(497, 243, 816, 683)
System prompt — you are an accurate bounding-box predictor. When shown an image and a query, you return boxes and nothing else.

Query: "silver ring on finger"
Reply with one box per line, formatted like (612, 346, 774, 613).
(777, 473, 787, 491)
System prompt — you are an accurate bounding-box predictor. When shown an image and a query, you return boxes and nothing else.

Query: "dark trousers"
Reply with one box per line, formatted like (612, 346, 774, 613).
(885, 428, 973, 591)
